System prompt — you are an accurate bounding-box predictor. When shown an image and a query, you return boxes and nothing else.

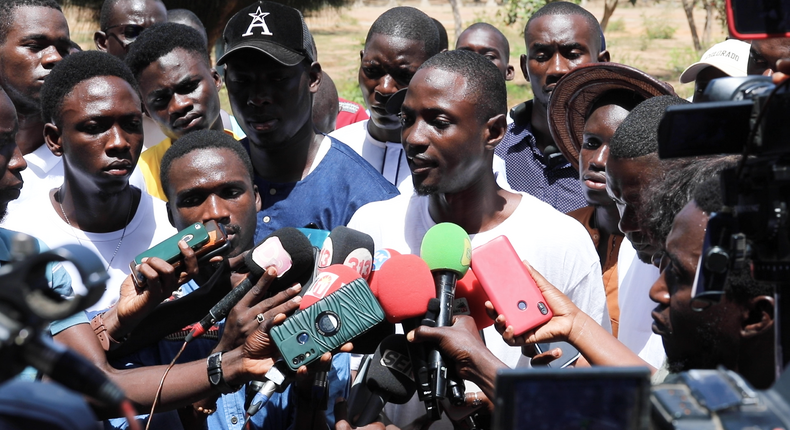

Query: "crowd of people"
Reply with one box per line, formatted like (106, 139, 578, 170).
(0, 0, 784, 429)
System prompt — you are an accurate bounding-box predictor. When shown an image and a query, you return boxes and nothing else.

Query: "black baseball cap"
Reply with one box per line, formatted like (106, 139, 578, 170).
(218, 1, 315, 66)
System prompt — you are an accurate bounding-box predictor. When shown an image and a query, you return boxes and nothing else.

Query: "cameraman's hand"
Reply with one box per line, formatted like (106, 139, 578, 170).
(522, 345, 563, 366)
(216, 267, 302, 352)
(334, 398, 387, 430)
(486, 261, 582, 347)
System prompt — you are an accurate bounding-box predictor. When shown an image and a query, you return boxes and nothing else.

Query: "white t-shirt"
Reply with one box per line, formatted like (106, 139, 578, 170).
(348, 192, 609, 429)
(4, 189, 176, 311)
(617, 239, 666, 369)
(4, 144, 146, 228)
(330, 120, 511, 191)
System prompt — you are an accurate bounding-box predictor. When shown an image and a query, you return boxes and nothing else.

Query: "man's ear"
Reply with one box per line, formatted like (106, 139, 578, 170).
(505, 65, 516, 81)
(598, 49, 611, 63)
(211, 68, 223, 92)
(94, 31, 108, 52)
(43, 122, 63, 157)
(484, 113, 508, 151)
(359, 49, 364, 61)
(309, 61, 322, 95)
(520, 54, 529, 82)
(741, 295, 775, 338)
(166, 201, 175, 228)
(253, 184, 262, 212)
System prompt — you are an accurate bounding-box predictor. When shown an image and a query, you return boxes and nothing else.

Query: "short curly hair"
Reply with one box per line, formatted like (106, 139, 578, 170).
(366, 7, 441, 58)
(160, 129, 254, 199)
(40, 51, 139, 125)
(0, 0, 61, 45)
(609, 95, 689, 159)
(418, 50, 506, 122)
(125, 23, 211, 80)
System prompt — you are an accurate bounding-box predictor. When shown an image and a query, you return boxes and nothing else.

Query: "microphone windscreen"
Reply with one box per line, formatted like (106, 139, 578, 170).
(300, 264, 361, 309)
(368, 248, 401, 296)
(420, 223, 471, 276)
(373, 254, 435, 323)
(365, 334, 417, 404)
(245, 227, 314, 294)
(455, 268, 493, 330)
(318, 226, 374, 280)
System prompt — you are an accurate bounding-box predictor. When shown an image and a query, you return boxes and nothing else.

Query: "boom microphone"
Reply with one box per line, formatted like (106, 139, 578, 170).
(187, 227, 313, 341)
(350, 335, 417, 427)
(420, 223, 471, 402)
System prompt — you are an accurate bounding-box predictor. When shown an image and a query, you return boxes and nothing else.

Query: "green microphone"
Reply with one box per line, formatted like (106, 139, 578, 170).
(420, 223, 471, 403)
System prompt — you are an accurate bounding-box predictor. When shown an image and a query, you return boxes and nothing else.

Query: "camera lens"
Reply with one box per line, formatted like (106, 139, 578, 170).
(292, 357, 299, 365)
(297, 332, 309, 344)
(298, 354, 305, 361)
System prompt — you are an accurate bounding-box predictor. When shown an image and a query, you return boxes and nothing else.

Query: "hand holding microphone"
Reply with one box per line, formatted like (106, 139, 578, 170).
(420, 223, 471, 403)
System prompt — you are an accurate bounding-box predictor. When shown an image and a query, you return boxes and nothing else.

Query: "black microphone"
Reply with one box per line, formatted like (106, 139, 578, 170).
(187, 227, 314, 341)
(23, 334, 125, 407)
(350, 334, 417, 427)
(315, 226, 374, 280)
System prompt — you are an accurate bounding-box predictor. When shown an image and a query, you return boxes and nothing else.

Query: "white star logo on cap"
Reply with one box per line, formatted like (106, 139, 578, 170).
(242, 7, 273, 37)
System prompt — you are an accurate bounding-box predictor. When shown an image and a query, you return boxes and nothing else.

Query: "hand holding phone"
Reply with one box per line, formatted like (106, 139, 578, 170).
(471, 236, 552, 337)
(130, 220, 228, 288)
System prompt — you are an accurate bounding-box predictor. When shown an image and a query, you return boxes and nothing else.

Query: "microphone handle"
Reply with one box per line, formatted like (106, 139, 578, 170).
(24, 335, 126, 407)
(188, 277, 254, 341)
(429, 271, 457, 400)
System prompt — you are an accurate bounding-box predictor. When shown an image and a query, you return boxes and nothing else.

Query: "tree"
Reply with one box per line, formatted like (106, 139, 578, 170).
(600, 0, 635, 32)
(61, 0, 349, 53)
(678, 0, 726, 53)
(499, 0, 580, 26)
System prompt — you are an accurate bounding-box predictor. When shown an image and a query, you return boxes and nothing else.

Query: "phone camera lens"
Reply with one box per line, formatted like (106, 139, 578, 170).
(292, 358, 300, 365)
(517, 300, 527, 311)
(297, 332, 309, 344)
(298, 354, 305, 362)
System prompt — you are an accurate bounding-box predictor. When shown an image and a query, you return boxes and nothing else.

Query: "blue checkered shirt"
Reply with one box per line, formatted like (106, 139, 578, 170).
(496, 101, 587, 213)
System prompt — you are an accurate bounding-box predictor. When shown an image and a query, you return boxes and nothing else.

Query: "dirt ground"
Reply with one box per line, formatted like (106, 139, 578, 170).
(65, 0, 728, 110)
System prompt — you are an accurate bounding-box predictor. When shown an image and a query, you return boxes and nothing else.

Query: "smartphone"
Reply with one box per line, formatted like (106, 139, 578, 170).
(130, 221, 228, 286)
(470, 236, 552, 337)
(271, 278, 386, 371)
(534, 342, 581, 368)
(727, 0, 790, 39)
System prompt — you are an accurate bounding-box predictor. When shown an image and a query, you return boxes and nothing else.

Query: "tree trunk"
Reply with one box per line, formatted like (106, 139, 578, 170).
(447, 0, 463, 44)
(702, 0, 715, 47)
(600, 0, 619, 32)
(680, 0, 702, 52)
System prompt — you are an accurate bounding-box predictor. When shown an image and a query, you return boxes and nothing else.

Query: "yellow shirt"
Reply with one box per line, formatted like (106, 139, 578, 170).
(138, 129, 239, 201)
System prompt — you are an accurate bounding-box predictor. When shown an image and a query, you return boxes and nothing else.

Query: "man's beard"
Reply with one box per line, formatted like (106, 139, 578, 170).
(415, 183, 438, 196)
(667, 320, 728, 373)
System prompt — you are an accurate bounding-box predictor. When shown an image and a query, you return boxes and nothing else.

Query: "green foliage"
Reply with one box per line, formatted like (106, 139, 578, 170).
(607, 18, 625, 32)
(506, 81, 533, 107)
(498, 0, 580, 27)
(666, 46, 698, 80)
(336, 78, 366, 106)
(642, 13, 677, 40)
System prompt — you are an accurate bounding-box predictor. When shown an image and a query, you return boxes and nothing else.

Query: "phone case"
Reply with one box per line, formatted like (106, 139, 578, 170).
(271, 278, 385, 371)
(133, 222, 209, 266)
(470, 236, 553, 336)
(129, 221, 228, 286)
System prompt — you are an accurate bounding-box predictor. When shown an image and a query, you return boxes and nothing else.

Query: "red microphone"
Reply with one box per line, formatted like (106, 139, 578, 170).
(300, 264, 362, 309)
(454, 268, 493, 330)
(368, 249, 401, 296)
(370, 254, 435, 323)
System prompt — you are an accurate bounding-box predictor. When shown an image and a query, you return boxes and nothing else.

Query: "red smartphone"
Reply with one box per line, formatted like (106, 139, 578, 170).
(470, 236, 552, 336)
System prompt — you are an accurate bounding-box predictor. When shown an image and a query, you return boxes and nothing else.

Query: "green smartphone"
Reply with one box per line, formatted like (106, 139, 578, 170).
(271, 278, 385, 371)
(130, 220, 227, 286)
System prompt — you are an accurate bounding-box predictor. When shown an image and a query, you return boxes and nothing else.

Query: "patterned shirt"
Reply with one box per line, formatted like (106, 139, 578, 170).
(496, 100, 587, 213)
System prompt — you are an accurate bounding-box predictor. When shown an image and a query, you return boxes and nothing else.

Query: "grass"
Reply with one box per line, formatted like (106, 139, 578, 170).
(607, 18, 625, 32)
(642, 13, 677, 40)
(666, 46, 699, 80)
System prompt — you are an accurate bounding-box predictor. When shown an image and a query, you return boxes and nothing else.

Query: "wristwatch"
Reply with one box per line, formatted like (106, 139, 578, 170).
(207, 351, 242, 394)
